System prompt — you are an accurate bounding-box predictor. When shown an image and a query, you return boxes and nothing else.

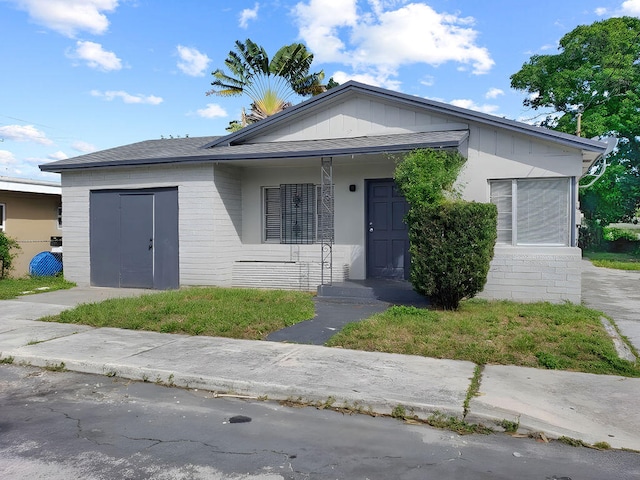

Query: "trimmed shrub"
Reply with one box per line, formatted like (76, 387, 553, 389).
(407, 201, 497, 310)
(0, 231, 21, 279)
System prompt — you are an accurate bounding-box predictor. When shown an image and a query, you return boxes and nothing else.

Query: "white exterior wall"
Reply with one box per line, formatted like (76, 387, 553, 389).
(249, 95, 463, 142)
(237, 156, 395, 286)
(61, 163, 242, 287)
(458, 124, 583, 303)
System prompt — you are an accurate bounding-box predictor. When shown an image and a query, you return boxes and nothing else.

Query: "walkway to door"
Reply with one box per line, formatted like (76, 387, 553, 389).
(265, 280, 429, 345)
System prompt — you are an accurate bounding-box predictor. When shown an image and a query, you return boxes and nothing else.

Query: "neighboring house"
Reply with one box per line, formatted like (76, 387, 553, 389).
(0, 176, 62, 277)
(40, 81, 607, 303)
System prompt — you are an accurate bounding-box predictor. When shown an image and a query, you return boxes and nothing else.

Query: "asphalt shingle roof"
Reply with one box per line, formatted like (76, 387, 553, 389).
(40, 131, 469, 171)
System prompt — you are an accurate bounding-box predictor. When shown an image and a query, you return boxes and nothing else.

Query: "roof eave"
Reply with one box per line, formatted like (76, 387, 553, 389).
(39, 138, 466, 172)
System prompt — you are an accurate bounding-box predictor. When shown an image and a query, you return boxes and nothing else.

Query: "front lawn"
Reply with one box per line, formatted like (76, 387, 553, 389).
(327, 300, 640, 377)
(41, 287, 315, 340)
(39, 286, 639, 377)
(583, 251, 640, 271)
(0, 276, 75, 300)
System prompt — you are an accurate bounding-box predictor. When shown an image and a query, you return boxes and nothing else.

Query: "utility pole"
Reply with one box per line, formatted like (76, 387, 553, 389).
(576, 111, 582, 137)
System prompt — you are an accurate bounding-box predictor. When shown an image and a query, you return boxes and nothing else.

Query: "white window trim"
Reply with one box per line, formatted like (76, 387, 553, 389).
(0, 203, 5, 232)
(490, 178, 573, 247)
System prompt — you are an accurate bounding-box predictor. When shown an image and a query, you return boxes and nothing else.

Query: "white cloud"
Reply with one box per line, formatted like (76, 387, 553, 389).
(196, 103, 228, 119)
(420, 75, 435, 87)
(0, 150, 18, 165)
(331, 70, 402, 90)
(293, 0, 494, 88)
(9, 0, 119, 37)
(293, 0, 359, 64)
(71, 140, 97, 153)
(239, 3, 259, 28)
(176, 45, 210, 77)
(0, 124, 53, 145)
(621, 0, 640, 15)
(595, 7, 608, 16)
(70, 40, 122, 71)
(485, 88, 504, 99)
(450, 98, 499, 114)
(48, 150, 68, 160)
(91, 90, 163, 105)
(69, 41, 122, 72)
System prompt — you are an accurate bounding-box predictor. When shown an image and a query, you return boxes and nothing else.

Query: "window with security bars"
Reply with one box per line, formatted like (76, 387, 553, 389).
(0, 203, 5, 232)
(263, 184, 333, 244)
(490, 178, 571, 246)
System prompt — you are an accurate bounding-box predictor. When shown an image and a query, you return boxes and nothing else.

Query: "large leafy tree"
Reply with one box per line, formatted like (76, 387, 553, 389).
(206, 39, 335, 128)
(510, 16, 640, 223)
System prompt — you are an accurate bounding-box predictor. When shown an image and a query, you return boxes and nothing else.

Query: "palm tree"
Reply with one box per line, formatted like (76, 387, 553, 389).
(206, 39, 333, 127)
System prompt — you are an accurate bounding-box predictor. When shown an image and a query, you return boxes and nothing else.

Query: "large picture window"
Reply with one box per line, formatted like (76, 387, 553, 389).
(490, 178, 571, 246)
(263, 184, 333, 244)
(0, 203, 5, 232)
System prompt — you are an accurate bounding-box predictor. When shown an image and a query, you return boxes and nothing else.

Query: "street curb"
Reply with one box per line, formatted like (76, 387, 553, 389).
(4, 352, 465, 422)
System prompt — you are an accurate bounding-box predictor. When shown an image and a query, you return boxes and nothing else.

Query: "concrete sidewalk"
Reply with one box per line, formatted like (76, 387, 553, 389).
(1, 285, 639, 451)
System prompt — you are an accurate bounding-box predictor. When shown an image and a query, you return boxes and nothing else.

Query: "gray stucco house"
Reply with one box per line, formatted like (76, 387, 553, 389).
(41, 81, 607, 303)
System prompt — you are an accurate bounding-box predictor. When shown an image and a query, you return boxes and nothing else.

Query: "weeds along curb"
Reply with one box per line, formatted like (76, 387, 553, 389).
(463, 364, 484, 418)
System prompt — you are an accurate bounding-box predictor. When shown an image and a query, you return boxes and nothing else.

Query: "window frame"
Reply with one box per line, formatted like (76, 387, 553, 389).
(262, 184, 332, 244)
(0, 203, 5, 232)
(490, 177, 574, 247)
(57, 205, 62, 230)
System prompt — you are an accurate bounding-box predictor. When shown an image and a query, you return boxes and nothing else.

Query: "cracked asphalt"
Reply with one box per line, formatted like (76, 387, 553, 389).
(1, 364, 639, 480)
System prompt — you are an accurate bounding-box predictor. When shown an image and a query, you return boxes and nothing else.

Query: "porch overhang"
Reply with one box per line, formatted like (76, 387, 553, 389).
(40, 130, 470, 172)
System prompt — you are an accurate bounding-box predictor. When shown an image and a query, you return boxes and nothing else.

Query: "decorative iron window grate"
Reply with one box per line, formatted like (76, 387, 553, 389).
(281, 183, 316, 244)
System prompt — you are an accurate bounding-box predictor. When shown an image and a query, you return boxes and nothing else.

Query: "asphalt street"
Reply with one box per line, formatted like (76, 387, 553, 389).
(1, 364, 638, 480)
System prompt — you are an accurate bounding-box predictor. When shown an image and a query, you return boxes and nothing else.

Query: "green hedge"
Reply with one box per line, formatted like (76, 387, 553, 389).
(0, 231, 21, 279)
(603, 226, 639, 242)
(407, 201, 497, 310)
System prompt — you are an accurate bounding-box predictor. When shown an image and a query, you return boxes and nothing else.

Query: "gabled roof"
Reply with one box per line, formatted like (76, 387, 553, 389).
(40, 80, 607, 173)
(204, 81, 607, 153)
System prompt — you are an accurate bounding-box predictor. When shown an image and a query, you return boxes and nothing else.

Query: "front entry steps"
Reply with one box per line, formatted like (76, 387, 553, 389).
(317, 279, 430, 307)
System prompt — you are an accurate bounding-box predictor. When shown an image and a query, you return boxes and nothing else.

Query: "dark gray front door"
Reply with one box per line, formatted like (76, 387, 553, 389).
(119, 193, 154, 288)
(366, 179, 410, 279)
(90, 188, 179, 289)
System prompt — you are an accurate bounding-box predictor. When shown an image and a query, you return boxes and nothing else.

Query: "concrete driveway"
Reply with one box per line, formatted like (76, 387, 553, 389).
(581, 259, 640, 351)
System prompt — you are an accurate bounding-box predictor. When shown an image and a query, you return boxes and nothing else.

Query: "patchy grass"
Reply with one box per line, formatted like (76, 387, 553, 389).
(583, 251, 640, 271)
(0, 276, 75, 300)
(41, 287, 315, 340)
(327, 300, 640, 377)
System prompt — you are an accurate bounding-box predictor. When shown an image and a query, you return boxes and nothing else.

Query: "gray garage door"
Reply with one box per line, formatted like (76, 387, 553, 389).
(90, 188, 179, 289)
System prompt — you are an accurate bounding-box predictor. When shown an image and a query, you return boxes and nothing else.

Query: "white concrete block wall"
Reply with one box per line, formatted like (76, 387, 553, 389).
(61, 163, 244, 288)
(231, 244, 352, 290)
(479, 247, 582, 303)
(59, 181, 90, 285)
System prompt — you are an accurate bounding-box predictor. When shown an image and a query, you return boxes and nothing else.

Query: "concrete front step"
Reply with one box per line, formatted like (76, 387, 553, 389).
(317, 281, 430, 307)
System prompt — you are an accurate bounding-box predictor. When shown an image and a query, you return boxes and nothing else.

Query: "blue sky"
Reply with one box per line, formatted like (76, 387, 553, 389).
(1, 0, 638, 181)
